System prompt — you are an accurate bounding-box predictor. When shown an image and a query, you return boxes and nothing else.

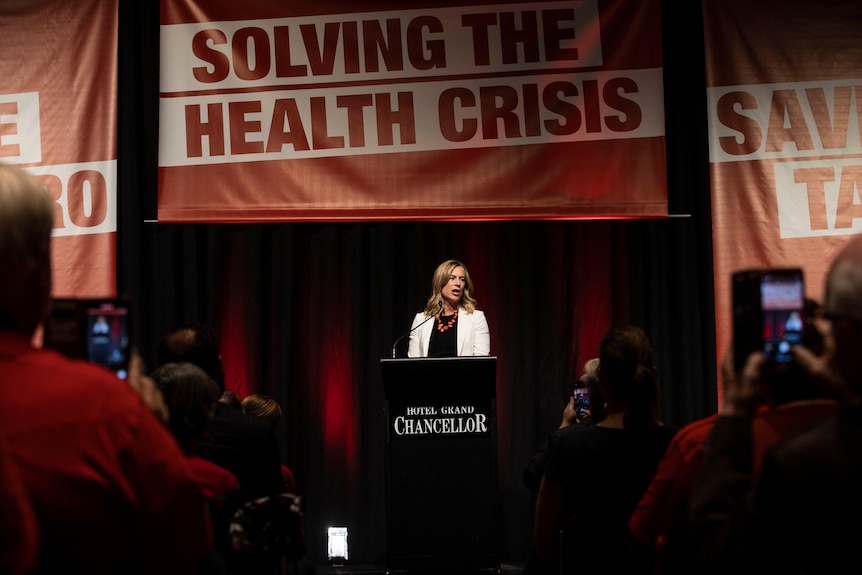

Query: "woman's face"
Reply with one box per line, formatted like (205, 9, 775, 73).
(441, 266, 466, 306)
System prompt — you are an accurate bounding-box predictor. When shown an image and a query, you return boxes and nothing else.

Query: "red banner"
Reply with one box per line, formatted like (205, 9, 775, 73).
(0, 0, 118, 297)
(704, 0, 862, 398)
(157, 0, 667, 222)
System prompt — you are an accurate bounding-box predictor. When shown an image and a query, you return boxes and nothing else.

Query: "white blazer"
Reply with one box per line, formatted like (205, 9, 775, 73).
(407, 308, 490, 357)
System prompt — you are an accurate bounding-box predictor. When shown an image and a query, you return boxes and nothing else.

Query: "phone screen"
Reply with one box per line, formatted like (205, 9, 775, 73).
(572, 379, 591, 415)
(43, 298, 132, 380)
(760, 270, 805, 364)
(85, 301, 131, 380)
(327, 526, 348, 564)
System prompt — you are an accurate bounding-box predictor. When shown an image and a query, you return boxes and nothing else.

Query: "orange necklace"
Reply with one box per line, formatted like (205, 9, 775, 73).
(437, 308, 458, 332)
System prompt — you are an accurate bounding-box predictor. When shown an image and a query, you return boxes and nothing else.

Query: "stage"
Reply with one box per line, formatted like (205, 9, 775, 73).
(315, 563, 525, 575)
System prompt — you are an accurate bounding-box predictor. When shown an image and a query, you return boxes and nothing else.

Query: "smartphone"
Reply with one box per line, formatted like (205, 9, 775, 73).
(327, 526, 348, 566)
(572, 378, 591, 417)
(42, 297, 132, 380)
(732, 268, 805, 372)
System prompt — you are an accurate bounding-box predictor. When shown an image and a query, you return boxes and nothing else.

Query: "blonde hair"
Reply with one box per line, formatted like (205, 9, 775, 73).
(423, 259, 478, 316)
(0, 163, 54, 334)
(242, 394, 282, 426)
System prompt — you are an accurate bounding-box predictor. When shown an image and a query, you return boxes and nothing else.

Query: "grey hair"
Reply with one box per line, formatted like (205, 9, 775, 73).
(824, 239, 862, 325)
(0, 164, 53, 270)
(0, 163, 54, 331)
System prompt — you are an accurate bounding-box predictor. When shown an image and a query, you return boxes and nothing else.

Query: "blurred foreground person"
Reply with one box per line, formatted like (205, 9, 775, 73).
(0, 162, 212, 573)
(0, 426, 39, 575)
(630, 298, 838, 575)
(689, 236, 862, 575)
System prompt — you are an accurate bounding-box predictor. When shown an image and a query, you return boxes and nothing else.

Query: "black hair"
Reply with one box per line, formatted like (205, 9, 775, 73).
(599, 325, 660, 430)
(156, 321, 226, 394)
(150, 362, 220, 452)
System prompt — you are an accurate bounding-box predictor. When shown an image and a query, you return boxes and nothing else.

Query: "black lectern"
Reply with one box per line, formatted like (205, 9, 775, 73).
(380, 356, 499, 573)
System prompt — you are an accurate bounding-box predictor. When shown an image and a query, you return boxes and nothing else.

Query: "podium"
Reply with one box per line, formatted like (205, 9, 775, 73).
(380, 356, 499, 573)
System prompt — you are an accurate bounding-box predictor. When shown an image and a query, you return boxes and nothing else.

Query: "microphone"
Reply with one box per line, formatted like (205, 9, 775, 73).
(391, 301, 443, 358)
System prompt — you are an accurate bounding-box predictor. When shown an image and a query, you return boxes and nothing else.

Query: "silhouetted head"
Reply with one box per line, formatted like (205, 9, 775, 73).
(598, 326, 660, 429)
(150, 362, 220, 452)
(822, 236, 862, 389)
(242, 394, 282, 429)
(156, 322, 226, 394)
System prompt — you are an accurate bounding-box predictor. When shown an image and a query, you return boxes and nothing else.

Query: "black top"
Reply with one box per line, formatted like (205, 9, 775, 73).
(428, 312, 457, 357)
(543, 422, 677, 574)
(196, 401, 287, 494)
(689, 410, 862, 575)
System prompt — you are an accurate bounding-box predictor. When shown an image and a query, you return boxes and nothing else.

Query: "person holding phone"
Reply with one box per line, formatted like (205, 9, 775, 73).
(629, 300, 838, 575)
(688, 237, 862, 575)
(0, 162, 212, 573)
(531, 326, 675, 575)
(523, 358, 603, 495)
(407, 259, 491, 358)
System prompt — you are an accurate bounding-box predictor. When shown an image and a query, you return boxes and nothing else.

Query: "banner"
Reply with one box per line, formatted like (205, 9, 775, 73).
(0, 0, 118, 297)
(158, 0, 667, 222)
(703, 0, 862, 396)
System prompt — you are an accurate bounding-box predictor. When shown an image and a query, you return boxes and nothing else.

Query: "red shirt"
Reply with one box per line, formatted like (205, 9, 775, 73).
(628, 414, 718, 545)
(0, 427, 39, 575)
(0, 331, 213, 574)
(750, 399, 840, 480)
(629, 400, 840, 570)
(282, 463, 296, 494)
(187, 454, 241, 498)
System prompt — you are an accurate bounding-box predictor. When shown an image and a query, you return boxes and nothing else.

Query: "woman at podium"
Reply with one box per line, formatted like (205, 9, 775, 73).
(407, 259, 491, 358)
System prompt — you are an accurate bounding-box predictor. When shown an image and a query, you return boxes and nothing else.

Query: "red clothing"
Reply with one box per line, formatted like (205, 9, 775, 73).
(281, 463, 296, 493)
(0, 331, 213, 574)
(750, 400, 840, 480)
(187, 454, 241, 498)
(0, 427, 39, 575)
(628, 414, 718, 546)
(629, 401, 840, 574)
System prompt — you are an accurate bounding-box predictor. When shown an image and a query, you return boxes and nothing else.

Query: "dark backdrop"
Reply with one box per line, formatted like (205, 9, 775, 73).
(117, 1, 716, 566)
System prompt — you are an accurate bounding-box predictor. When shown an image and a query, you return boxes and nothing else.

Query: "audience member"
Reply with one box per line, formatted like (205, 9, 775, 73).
(238, 393, 315, 575)
(242, 393, 282, 424)
(242, 393, 297, 493)
(630, 300, 838, 575)
(530, 326, 676, 575)
(580, 357, 608, 423)
(688, 235, 862, 575)
(156, 322, 287, 494)
(523, 358, 604, 494)
(219, 389, 243, 409)
(0, 161, 212, 573)
(522, 358, 604, 575)
(151, 362, 242, 498)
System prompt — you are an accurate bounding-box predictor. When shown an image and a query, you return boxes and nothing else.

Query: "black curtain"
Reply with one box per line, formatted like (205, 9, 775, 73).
(117, 0, 716, 565)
